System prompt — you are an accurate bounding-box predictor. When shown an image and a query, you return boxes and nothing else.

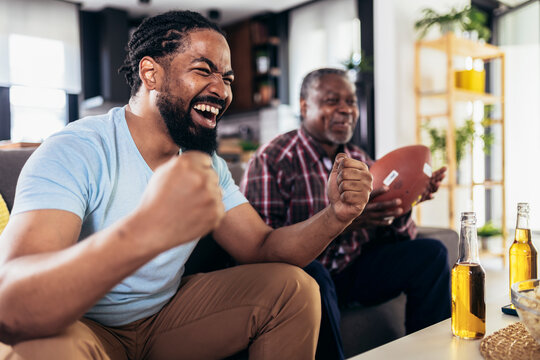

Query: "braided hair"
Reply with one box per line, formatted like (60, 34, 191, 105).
(119, 10, 224, 96)
(299, 68, 348, 100)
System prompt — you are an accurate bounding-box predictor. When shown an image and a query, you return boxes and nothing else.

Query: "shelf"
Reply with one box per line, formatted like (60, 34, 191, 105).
(225, 16, 283, 113)
(418, 89, 502, 104)
(415, 34, 506, 258)
(419, 113, 449, 119)
(418, 32, 504, 60)
(441, 181, 504, 189)
(253, 37, 280, 47)
(255, 67, 281, 78)
(472, 180, 504, 187)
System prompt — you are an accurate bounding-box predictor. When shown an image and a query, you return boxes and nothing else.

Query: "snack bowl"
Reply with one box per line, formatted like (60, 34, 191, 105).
(511, 279, 540, 343)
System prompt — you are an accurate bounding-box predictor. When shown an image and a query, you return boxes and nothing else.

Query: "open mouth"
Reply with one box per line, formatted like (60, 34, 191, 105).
(192, 103, 221, 129)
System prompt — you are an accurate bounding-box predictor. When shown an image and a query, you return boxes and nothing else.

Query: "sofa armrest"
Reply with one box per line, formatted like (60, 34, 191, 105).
(0, 148, 36, 211)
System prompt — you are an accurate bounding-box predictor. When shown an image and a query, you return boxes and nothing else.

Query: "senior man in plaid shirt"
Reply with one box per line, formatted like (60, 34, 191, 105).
(241, 68, 451, 360)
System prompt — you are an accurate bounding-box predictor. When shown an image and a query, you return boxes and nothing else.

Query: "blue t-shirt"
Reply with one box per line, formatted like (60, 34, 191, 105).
(12, 106, 247, 326)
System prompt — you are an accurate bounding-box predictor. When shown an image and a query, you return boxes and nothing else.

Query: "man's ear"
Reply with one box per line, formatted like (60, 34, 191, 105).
(139, 56, 160, 90)
(299, 98, 307, 121)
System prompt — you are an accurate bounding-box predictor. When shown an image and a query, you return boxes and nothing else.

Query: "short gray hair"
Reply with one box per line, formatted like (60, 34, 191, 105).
(299, 68, 348, 100)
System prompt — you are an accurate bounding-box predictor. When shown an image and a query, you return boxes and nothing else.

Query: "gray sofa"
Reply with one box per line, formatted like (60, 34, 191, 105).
(0, 148, 458, 358)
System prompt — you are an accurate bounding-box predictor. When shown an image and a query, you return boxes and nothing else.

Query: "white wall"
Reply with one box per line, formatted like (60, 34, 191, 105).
(496, 1, 540, 230)
(500, 44, 540, 230)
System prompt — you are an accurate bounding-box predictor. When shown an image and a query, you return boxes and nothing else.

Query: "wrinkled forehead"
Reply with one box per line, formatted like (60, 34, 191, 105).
(310, 73, 355, 97)
(182, 29, 231, 68)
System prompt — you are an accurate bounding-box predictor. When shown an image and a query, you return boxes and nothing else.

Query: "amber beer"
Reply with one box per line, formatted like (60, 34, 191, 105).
(451, 212, 486, 339)
(509, 203, 537, 299)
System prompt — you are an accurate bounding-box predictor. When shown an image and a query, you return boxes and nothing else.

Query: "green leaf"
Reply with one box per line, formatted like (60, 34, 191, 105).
(477, 221, 502, 237)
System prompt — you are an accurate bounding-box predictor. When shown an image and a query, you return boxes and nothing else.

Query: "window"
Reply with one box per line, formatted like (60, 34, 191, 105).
(8, 34, 67, 142)
(288, 0, 360, 113)
(10, 86, 66, 142)
(0, 0, 80, 142)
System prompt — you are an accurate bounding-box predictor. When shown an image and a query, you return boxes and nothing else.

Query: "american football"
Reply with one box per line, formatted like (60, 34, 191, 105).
(369, 145, 432, 213)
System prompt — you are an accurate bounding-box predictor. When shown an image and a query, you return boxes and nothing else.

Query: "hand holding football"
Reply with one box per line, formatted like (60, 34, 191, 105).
(369, 145, 432, 213)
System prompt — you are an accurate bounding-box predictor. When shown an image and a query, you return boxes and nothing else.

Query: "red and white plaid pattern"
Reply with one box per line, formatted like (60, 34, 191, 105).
(241, 127, 417, 274)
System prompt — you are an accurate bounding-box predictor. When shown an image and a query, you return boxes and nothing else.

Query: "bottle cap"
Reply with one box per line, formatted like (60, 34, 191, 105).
(461, 211, 477, 224)
(517, 203, 530, 215)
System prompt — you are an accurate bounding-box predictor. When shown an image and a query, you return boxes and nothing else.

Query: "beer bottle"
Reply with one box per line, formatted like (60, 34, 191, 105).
(451, 212, 486, 339)
(509, 203, 537, 298)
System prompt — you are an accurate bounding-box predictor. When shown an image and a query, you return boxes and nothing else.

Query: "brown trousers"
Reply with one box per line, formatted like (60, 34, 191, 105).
(0, 263, 321, 360)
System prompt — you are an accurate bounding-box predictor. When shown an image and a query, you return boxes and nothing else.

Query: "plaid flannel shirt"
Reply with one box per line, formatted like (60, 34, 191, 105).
(241, 127, 417, 274)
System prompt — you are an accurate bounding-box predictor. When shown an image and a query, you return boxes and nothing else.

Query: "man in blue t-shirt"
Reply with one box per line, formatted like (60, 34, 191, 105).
(0, 10, 373, 360)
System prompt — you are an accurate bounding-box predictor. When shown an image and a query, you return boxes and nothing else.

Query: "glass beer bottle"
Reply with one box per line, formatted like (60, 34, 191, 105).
(451, 212, 486, 339)
(509, 203, 537, 298)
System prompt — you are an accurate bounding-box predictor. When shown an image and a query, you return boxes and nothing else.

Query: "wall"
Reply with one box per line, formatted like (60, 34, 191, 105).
(495, 1, 540, 230)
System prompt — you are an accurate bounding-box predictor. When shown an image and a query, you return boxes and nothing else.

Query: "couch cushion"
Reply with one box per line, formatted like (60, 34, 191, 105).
(0, 148, 36, 211)
(184, 234, 236, 276)
(417, 226, 458, 267)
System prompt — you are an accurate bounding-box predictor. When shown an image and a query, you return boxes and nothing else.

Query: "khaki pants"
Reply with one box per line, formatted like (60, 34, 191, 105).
(0, 263, 321, 360)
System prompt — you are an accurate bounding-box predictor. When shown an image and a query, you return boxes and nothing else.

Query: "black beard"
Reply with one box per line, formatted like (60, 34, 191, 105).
(156, 92, 219, 155)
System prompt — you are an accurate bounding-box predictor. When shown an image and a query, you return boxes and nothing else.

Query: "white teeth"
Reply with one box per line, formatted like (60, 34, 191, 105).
(194, 104, 219, 115)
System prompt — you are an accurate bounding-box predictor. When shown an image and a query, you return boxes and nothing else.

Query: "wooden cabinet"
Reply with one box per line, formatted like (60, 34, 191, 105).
(224, 16, 282, 114)
(414, 33, 507, 259)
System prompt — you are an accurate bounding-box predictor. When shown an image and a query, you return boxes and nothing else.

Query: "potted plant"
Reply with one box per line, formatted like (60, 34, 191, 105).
(424, 115, 494, 181)
(240, 140, 259, 164)
(461, 7, 491, 42)
(414, 7, 466, 38)
(342, 51, 373, 82)
(414, 5, 491, 42)
(477, 221, 503, 251)
(254, 80, 274, 105)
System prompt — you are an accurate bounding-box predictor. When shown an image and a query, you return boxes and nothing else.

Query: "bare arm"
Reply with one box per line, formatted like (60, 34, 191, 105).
(0, 152, 224, 344)
(0, 210, 156, 344)
(214, 154, 372, 267)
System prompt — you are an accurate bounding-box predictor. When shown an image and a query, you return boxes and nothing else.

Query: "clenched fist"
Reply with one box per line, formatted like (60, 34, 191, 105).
(327, 153, 373, 224)
(135, 151, 225, 252)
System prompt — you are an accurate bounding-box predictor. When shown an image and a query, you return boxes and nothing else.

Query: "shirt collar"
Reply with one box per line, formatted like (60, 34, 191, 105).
(298, 126, 330, 164)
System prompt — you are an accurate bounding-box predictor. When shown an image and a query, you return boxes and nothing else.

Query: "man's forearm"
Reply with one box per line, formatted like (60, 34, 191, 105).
(257, 206, 350, 268)
(0, 215, 159, 344)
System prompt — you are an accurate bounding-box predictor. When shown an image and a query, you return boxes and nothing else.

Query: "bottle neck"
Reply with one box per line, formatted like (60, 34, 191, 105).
(516, 212, 530, 230)
(458, 221, 480, 264)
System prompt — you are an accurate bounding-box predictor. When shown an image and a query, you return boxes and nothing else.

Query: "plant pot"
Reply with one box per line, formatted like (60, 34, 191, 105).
(256, 84, 274, 105)
(455, 70, 486, 93)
